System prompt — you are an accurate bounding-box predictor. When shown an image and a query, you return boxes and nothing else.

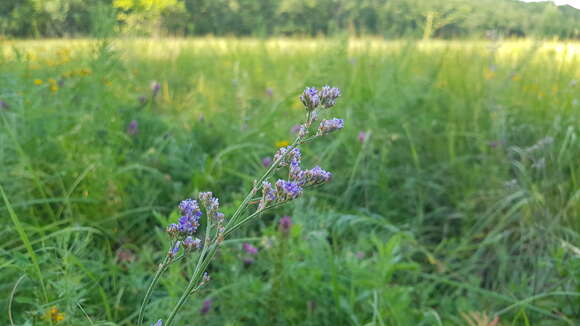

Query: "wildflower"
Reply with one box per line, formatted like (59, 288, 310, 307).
(151, 320, 163, 326)
(200, 299, 212, 315)
(173, 198, 202, 236)
(169, 241, 181, 257)
(320, 85, 341, 108)
(50, 84, 59, 93)
(151, 81, 161, 97)
(262, 156, 272, 168)
(199, 192, 219, 214)
(291, 124, 302, 134)
(34, 79, 43, 85)
(301, 166, 332, 186)
(138, 95, 148, 105)
(275, 179, 303, 201)
(258, 181, 276, 210)
(300, 87, 320, 111)
(317, 118, 344, 136)
(45, 306, 65, 323)
(358, 131, 368, 143)
(183, 236, 202, 250)
(242, 243, 259, 255)
(265, 87, 273, 97)
(275, 140, 289, 148)
(274, 146, 301, 167)
(279, 216, 292, 234)
(127, 120, 138, 135)
(0, 100, 8, 110)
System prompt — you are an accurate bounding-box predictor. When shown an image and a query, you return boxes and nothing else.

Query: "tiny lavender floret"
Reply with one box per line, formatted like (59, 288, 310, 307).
(300, 87, 320, 111)
(317, 118, 344, 136)
(320, 85, 341, 108)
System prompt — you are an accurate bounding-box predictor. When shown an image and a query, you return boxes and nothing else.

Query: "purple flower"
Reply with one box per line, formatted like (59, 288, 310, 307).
(279, 216, 292, 234)
(259, 181, 277, 210)
(242, 243, 259, 255)
(275, 180, 303, 201)
(320, 86, 341, 108)
(169, 241, 181, 257)
(183, 236, 202, 250)
(200, 299, 212, 315)
(262, 157, 272, 168)
(358, 131, 368, 143)
(301, 166, 332, 186)
(151, 320, 163, 326)
(151, 81, 161, 97)
(291, 124, 302, 134)
(317, 118, 344, 135)
(265, 87, 273, 97)
(274, 146, 301, 167)
(172, 199, 202, 236)
(127, 120, 138, 135)
(199, 192, 219, 214)
(0, 100, 9, 110)
(300, 87, 320, 111)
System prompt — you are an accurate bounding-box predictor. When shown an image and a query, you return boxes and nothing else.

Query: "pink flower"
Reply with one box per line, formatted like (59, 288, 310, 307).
(279, 216, 292, 234)
(358, 131, 368, 143)
(242, 243, 258, 255)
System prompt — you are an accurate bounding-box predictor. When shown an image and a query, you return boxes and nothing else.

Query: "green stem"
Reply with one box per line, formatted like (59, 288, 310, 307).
(137, 242, 173, 326)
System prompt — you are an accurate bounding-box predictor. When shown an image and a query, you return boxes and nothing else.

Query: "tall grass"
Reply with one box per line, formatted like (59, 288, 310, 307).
(1, 38, 578, 325)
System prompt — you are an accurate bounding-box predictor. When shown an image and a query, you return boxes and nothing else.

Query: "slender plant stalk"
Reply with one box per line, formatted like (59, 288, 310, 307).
(137, 241, 174, 326)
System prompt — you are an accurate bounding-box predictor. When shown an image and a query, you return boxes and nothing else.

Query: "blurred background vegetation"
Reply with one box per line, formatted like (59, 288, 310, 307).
(1, 0, 580, 39)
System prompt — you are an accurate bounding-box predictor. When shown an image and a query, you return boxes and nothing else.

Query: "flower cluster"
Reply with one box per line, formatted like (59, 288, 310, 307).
(199, 191, 226, 244)
(299, 85, 341, 111)
(317, 118, 344, 136)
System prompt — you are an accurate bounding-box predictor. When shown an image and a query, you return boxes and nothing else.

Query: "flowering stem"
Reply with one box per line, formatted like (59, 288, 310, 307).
(137, 241, 174, 326)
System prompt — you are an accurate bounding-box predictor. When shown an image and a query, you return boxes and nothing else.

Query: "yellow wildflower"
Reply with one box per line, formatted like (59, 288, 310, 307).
(275, 140, 289, 148)
(50, 84, 59, 93)
(45, 306, 65, 323)
(48, 78, 57, 85)
(34, 79, 43, 85)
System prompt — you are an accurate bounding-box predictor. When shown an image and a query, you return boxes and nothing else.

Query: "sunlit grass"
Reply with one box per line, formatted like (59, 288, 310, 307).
(1, 38, 578, 325)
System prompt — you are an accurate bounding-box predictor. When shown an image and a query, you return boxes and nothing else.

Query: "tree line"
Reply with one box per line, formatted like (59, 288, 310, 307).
(1, 0, 579, 39)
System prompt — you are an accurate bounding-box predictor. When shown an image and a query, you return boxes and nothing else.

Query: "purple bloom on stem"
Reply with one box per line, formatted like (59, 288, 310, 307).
(300, 87, 320, 111)
(302, 166, 332, 186)
(242, 243, 259, 255)
(262, 157, 272, 168)
(169, 241, 181, 257)
(358, 131, 368, 143)
(127, 120, 138, 135)
(320, 85, 341, 108)
(151, 319, 163, 326)
(183, 236, 201, 250)
(317, 118, 344, 136)
(291, 124, 301, 134)
(200, 299, 212, 315)
(275, 179, 303, 200)
(279, 216, 292, 234)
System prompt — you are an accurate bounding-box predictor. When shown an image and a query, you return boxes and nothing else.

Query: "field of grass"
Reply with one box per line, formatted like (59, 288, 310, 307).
(1, 38, 579, 325)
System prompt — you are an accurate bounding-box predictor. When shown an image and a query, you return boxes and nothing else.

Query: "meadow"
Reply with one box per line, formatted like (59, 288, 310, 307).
(1, 38, 579, 325)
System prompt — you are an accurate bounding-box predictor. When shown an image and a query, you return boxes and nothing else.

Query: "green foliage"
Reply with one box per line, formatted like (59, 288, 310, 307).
(1, 0, 580, 38)
(0, 38, 579, 325)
